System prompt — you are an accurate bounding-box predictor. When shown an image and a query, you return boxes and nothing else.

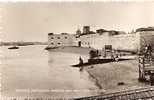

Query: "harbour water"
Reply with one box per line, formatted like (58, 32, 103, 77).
(1, 45, 99, 98)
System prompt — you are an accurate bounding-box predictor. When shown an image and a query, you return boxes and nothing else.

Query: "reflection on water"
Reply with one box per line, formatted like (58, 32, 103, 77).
(1, 45, 98, 98)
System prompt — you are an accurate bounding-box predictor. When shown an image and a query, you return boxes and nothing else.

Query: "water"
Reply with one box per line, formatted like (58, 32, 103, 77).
(0, 45, 98, 98)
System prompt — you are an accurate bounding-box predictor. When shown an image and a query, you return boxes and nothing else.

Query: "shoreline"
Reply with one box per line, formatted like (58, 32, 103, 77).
(48, 46, 105, 90)
(86, 69, 103, 90)
(48, 46, 148, 94)
(47, 46, 92, 56)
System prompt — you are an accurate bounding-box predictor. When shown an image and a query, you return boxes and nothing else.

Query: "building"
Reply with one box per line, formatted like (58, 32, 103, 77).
(76, 29, 82, 37)
(48, 33, 76, 47)
(78, 33, 98, 48)
(76, 26, 97, 47)
(47, 26, 154, 53)
(77, 27, 130, 50)
(77, 26, 154, 53)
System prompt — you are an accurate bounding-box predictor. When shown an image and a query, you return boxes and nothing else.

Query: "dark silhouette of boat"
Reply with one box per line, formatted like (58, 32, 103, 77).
(72, 58, 131, 67)
(44, 46, 58, 50)
(8, 46, 19, 49)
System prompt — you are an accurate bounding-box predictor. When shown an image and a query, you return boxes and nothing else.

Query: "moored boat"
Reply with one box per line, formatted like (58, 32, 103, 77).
(8, 46, 19, 49)
(44, 46, 58, 50)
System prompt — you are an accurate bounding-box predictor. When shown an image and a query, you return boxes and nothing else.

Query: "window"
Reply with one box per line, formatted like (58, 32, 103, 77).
(50, 42, 54, 45)
(57, 37, 60, 39)
(58, 43, 61, 45)
(51, 37, 54, 39)
(105, 45, 112, 50)
(65, 37, 67, 39)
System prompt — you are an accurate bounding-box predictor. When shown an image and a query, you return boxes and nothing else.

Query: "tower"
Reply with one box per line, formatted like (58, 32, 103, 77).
(83, 26, 90, 34)
(76, 29, 81, 35)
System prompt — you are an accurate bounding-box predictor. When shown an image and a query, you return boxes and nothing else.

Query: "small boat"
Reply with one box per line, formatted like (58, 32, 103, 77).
(8, 46, 19, 49)
(44, 46, 58, 50)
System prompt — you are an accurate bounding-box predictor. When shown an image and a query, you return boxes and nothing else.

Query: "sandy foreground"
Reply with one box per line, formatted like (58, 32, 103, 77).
(49, 46, 149, 94)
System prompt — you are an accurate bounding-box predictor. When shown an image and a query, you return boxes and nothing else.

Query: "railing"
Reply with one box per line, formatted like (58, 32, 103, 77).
(74, 86, 154, 100)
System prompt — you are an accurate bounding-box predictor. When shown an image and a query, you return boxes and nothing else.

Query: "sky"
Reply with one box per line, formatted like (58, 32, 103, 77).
(1, 2, 154, 42)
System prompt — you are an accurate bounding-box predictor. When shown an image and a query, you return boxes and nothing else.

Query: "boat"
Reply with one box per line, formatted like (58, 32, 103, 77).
(44, 46, 58, 50)
(72, 58, 131, 67)
(8, 46, 19, 49)
(72, 58, 113, 67)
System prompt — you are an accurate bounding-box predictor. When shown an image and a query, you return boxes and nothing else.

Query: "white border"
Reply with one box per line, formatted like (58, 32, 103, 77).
(0, 0, 154, 2)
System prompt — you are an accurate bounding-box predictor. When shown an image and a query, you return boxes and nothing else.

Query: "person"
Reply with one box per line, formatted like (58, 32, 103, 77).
(79, 56, 83, 65)
(144, 45, 149, 57)
(89, 50, 95, 59)
(79, 56, 84, 71)
(150, 73, 154, 86)
(147, 44, 152, 56)
(144, 44, 152, 61)
(144, 44, 152, 53)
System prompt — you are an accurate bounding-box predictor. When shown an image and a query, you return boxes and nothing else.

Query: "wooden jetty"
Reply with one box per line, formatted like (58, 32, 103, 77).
(72, 58, 114, 67)
(72, 58, 131, 67)
(44, 46, 58, 50)
(138, 52, 154, 84)
(74, 86, 154, 100)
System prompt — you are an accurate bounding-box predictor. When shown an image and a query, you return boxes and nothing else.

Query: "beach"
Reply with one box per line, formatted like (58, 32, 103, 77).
(50, 46, 149, 94)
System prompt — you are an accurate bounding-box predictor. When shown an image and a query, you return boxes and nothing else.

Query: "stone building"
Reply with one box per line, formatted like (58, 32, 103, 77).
(76, 26, 97, 47)
(77, 27, 130, 51)
(48, 33, 76, 47)
(47, 26, 154, 53)
(80, 27, 154, 52)
(77, 26, 154, 53)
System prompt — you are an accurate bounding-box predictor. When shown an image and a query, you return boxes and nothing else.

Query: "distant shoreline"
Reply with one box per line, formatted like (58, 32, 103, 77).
(48, 46, 92, 56)
(0, 42, 47, 46)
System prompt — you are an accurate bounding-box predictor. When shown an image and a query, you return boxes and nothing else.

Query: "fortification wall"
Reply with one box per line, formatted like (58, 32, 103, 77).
(47, 31, 154, 53)
(110, 34, 140, 52)
(91, 33, 140, 52)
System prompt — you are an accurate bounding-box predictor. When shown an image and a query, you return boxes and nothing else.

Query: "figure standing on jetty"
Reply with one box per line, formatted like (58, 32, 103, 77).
(79, 56, 84, 71)
(79, 56, 83, 65)
(144, 44, 152, 62)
